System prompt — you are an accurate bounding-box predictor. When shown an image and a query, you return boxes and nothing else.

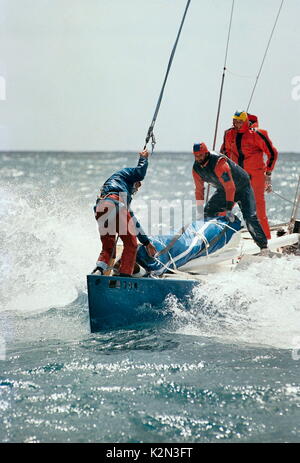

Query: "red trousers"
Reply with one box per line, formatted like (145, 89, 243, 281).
(249, 170, 271, 239)
(96, 197, 138, 275)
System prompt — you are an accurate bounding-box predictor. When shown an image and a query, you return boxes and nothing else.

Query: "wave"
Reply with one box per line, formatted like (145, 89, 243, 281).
(1, 178, 300, 350)
(166, 256, 300, 349)
(0, 184, 98, 314)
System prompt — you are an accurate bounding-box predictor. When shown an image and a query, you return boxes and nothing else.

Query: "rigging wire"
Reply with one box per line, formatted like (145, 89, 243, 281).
(290, 175, 300, 222)
(206, 0, 284, 204)
(226, 68, 256, 79)
(108, 2, 191, 274)
(212, 0, 235, 152)
(272, 190, 295, 206)
(247, 0, 285, 111)
(143, 0, 192, 153)
(205, 0, 235, 202)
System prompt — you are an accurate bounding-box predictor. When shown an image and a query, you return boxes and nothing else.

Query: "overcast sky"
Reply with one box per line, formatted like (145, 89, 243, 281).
(0, 0, 299, 152)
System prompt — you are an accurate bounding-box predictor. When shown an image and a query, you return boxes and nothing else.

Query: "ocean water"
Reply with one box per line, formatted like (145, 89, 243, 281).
(0, 151, 300, 443)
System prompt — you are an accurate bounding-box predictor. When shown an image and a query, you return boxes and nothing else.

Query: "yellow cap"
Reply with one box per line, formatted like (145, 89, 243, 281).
(232, 111, 248, 122)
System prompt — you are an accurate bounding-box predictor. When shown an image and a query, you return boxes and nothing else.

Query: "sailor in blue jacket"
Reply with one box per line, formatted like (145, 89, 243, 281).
(93, 150, 156, 276)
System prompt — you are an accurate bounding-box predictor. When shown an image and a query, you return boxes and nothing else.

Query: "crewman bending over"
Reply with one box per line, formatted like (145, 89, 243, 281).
(192, 142, 270, 254)
(93, 150, 156, 277)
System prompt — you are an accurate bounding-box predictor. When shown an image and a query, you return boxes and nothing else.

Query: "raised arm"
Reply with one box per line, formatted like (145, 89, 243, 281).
(122, 150, 149, 183)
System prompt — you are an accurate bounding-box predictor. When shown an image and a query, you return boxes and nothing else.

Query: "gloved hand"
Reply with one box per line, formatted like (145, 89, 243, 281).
(225, 210, 235, 223)
(145, 242, 157, 257)
(265, 172, 272, 193)
(139, 149, 149, 159)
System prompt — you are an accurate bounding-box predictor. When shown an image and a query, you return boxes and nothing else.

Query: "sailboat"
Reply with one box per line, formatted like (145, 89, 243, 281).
(87, 211, 299, 332)
(87, 1, 300, 332)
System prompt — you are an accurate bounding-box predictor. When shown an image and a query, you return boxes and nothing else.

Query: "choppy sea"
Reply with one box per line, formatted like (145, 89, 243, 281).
(0, 151, 300, 444)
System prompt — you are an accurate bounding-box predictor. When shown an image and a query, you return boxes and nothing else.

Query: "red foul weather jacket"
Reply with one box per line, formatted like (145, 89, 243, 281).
(220, 121, 278, 174)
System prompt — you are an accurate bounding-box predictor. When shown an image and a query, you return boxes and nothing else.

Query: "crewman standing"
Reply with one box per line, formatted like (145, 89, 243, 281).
(220, 111, 278, 239)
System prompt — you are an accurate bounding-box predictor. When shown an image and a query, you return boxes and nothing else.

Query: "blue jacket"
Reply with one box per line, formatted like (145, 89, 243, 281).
(97, 156, 150, 245)
(100, 156, 148, 204)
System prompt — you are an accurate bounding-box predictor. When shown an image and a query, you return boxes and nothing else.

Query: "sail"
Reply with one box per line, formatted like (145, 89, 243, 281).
(137, 216, 242, 275)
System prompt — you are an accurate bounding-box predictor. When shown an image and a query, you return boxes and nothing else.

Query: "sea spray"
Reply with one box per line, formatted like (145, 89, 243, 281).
(0, 184, 97, 313)
(1, 151, 300, 443)
(168, 257, 300, 349)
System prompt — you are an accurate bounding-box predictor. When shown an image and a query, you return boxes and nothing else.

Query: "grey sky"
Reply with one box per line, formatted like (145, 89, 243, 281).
(0, 0, 299, 152)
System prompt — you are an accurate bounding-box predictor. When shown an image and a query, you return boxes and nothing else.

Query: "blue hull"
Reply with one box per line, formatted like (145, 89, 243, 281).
(87, 274, 199, 332)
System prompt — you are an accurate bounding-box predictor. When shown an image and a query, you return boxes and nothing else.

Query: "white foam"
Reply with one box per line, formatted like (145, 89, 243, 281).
(168, 256, 300, 349)
(0, 186, 98, 313)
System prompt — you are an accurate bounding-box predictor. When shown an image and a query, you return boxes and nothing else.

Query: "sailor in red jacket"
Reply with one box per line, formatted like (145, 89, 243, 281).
(192, 142, 268, 252)
(220, 111, 278, 239)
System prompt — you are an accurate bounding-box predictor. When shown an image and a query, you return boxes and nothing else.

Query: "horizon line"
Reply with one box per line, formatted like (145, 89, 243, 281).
(0, 150, 299, 155)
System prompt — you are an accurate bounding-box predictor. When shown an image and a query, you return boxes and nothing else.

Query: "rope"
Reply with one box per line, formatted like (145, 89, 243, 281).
(143, 0, 192, 152)
(192, 219, 238, 259)
(206, 217, 240, 233)
(152, 218, 239, 277)
(226, 68, 256, 79)
(272, 190, 295, 206)
(193, 227, 210, 257)
(155, 223, 191, 257)
(206, 0, 235, 203)
(247, 0, 285, 111)
(152, 256, 204, 281)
